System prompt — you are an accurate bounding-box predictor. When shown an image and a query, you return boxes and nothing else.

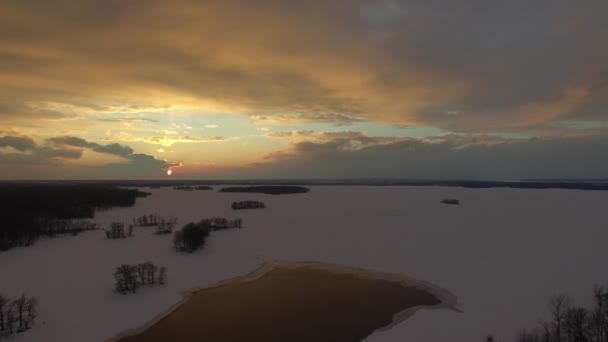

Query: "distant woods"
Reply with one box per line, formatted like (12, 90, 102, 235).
(113, 262, 166, 295)
(232, 200, 266, 210)
(219, 186, 309, 195)
(0, 293, 37, 339)
(509, 287, 608, 342)
(441, 198, 460, 205)
(173, 185, 212, 191)
(0, 184, 148, 251)
(173, 218, 242, 253)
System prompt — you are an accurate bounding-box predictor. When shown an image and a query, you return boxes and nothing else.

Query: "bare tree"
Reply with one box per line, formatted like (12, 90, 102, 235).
(5, 302, 15, 334)
(591, 286, 607, 342)
(550, 294, 570, 342)
(137, 263, 147, 286)
(0, 294, 7, 333)
(13, 294, 27, 332)
(159, 267, 167, 285)
(114, 264, 134, 294)
(564, 307, 590, 342)
(145, 262, 158, 284)
(129, 265, 139, 293)
(23, 297, 37, 330)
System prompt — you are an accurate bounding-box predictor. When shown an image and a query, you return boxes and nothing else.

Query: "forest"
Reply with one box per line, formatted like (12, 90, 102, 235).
(0, 184, 148, 251)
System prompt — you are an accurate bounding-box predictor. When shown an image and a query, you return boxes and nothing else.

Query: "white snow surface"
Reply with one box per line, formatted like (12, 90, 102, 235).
(1, 186, 608, 342)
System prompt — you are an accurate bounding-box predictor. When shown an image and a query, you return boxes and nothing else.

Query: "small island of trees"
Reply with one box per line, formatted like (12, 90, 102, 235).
(173, 217, 243, 253)
(104, 222, 134, 239)
(173, 185, 213, 191)
(219, 186, 309, 195)
(131, 214, 177, 235)
(0, 293, 37, 338)
(441, 198, 460, 205)
(232, 200, 266, 210)
(113, 262, 166, 294)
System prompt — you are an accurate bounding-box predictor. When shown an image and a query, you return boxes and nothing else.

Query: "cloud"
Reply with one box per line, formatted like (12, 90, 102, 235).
(0, 135, 179, 179)
(244, 134, 608, 180)
(0, 135, 36, 151)
(1, 1, 605, 132)
(143, 136, 230, 146)
(252, 113, 366, 126)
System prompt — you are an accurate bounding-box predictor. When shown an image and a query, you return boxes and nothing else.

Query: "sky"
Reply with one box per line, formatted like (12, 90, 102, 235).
(0, 0, 607, 180)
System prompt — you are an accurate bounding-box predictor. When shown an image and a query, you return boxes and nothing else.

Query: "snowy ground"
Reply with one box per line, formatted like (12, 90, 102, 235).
(1, 186, 607, 342)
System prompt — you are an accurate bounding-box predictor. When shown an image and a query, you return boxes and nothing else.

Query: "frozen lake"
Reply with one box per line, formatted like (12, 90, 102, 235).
(1, 186, 607, 341)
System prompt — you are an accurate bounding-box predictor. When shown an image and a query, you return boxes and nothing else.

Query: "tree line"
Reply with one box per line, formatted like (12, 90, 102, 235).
(114, 262, 166, 294)
(173, 217, 243, 253)
(504, 286, 608, 342)
(232, 200, 266, 210)
(0, 293, 37, 339)
(0, 184, 147, 251)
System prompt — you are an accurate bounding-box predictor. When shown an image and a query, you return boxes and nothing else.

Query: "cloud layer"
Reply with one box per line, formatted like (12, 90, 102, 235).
(1, 0, 606, 131)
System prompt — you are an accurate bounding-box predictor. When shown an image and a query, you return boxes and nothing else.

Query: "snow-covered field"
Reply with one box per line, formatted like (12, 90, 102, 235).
(1, 186, 607, 342)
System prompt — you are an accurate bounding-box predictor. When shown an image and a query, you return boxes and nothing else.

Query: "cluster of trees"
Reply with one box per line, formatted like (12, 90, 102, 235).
(131, 214, 177, 235)
(441, 198, 460, 205)
(199, 217, 242, 231)
(219, 185, 309, 195)
(132, 213, 162, 226)
(0, 184, 147, 251)
(155, 217, 177, 235)
(113, 263, 166, 294)
(0, 293, 37, 338)
(104, 222, 134, 239)
(173, 185, 212, 191)
(173, 218, 243, 253)
(232, 200, 266, 210)
(513, 288, 608, 342)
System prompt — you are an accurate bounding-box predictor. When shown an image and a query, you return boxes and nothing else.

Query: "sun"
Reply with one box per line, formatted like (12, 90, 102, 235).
(166, 169, 173, 176)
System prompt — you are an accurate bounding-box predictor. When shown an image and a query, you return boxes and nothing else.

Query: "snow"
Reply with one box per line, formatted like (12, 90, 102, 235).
(1, 186, 608, 342)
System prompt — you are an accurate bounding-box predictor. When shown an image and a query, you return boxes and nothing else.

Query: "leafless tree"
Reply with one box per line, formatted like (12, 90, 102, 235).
(159, 267, 167, 284)
(550, 294, 570, 342)
(13, 294, 27, 332)
(5, 302, 15, 334)
(114, 264, 135, 294)
(145, 262, 158, 284)
(23, 297, 37, 330)
(136, 263, 147, 286)
(0, 294, 8, 333)
(563, 307, 589, 342)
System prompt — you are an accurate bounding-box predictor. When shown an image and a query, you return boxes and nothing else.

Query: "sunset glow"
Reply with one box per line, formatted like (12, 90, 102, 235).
(0, 1, 607, 180)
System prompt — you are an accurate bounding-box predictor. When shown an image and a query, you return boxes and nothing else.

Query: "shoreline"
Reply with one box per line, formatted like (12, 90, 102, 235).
(108, 256, 460, 342)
